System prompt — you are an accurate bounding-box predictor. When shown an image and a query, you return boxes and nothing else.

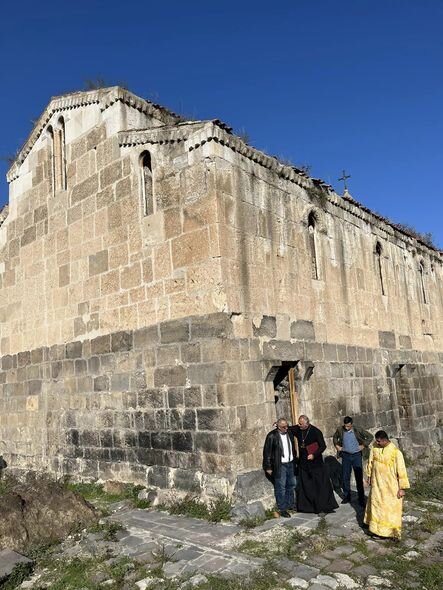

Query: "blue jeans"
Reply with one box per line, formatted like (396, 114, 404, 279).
(274, 462, 297, 512)
(342, 451, 364, 502)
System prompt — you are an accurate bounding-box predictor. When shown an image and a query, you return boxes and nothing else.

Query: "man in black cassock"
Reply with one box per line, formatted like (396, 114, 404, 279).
(290, 415, 338, 514)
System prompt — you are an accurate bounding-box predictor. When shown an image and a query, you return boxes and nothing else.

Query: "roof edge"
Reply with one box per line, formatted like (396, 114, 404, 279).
(6, 87, 182, 182)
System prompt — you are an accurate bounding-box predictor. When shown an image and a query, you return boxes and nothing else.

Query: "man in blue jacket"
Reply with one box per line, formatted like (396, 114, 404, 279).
(263, 418, 298, 517)
(333, 416, 373, 506)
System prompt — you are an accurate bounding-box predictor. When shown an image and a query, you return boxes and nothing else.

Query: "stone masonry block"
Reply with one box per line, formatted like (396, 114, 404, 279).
(160, 319, 190, 344)
(184, 386, 202, 407)
(17, 351, 30, 367)
(111, 373, 130, 391)
(154, 365, 187, 387)
(172, 432, 194, 452)
(399, 335, 412, 349)
(89, 249, 109, 277)
(190, 313, 233, 340)
(305, 342, 324, 361)
(262, 340, 302, 361)
(21, 226, 36, 247)
(253, 315, 277, 338)
(379, 331, 396, 349)
(94, 376, 109, 391)
(173, 468, 201, 492)
(197, 408, 231, 431)
(151, 432, 172, 450)
(58, 264, 70, 287)
(71, 173, 98, 205)
(323, 343, 338, 362)
(171, 228, 210, 269)
(86, 124, 106, 151)
(147, 465, 169, 488)
(111, 331, 133, 352)
(133, 326, 159, 349)
(91, 335, 111, 355)
(66, 341, 82, 359)
(187, 362, 222, 385)
(194, 431, 218, 453)
(181, 342, 201, 363)
(290, 319, 315, 340)
(100, 161, 122, 190)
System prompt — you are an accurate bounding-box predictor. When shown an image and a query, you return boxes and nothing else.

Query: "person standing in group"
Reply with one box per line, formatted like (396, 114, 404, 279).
(262, 418, 298, 518)
(364, 430, 410, 539)
(292, 415, 338, 514)
(333, 416, 373, 506)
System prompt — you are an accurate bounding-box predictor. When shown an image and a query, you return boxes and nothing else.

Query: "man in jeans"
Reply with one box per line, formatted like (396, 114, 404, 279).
(333, 416, 373, 507)
(263, 418, 298, 517)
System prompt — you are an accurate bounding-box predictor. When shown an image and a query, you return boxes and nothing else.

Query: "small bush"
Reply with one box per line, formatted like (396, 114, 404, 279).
(409, 466, 443, 502)
(209, 495, 233, 523)
(0, 562, 34, 590)
(168, 494, 232, 522)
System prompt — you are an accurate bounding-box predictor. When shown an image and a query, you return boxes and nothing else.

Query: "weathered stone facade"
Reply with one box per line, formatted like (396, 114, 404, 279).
(0, 87, 442, 497)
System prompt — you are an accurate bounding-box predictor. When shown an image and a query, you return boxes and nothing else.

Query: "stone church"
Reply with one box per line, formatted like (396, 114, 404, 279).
(0, 87, 441, 499)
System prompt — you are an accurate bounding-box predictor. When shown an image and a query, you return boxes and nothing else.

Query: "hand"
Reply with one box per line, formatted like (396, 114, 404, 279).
(397, 489, 405, 499)
(266, 469, 272, 475)
(358, 444, 364, 451)
(307, 454, 314, 461)
(336, 446, 343, 452)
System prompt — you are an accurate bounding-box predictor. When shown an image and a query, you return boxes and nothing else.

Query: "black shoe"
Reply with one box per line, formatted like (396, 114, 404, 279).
(280, 510, 291, 518)
(341, 497, 351, 504)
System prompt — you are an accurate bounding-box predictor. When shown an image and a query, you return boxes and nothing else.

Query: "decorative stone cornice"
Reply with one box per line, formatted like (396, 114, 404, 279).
(7, 87, 181, 182)
(118, 121, 206, 148)
(0, 204, 9, 227)
(6, 88, 440, 259)
(119, 118, 441, 258)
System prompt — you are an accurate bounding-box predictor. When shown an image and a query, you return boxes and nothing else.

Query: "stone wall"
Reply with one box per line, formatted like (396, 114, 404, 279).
(1, 311, 441, 497)
(0, 88, 442, 496)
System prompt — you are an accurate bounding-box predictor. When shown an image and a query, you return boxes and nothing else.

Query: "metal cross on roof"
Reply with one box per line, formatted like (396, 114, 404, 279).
(338, 169, 351, 191)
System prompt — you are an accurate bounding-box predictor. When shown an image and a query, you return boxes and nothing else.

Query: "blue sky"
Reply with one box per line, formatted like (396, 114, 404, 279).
(1, 0, 442, 248)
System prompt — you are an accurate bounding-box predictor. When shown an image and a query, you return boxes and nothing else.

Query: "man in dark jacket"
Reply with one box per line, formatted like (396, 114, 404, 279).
(333, 416, 373, 506)
(263, 418, 297, 517)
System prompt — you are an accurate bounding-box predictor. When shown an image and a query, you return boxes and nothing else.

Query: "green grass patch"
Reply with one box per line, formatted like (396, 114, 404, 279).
(65, 480, 152, 510)
(316, 516, 329, 534)
(239, 509, 279, 529)
(199, 567, 291, 590)
(0, 562, 34, 590)
(37, 556, 102, 590)
(88, 520, 124, 541)
(365, 544, 443, 590)
(420, 512, 441, 534)
(409, 466, 443, 502)
(167, 494, 233, 523)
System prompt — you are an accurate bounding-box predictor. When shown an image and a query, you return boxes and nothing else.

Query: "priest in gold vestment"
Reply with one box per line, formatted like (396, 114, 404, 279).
(364, 430, 410, 539)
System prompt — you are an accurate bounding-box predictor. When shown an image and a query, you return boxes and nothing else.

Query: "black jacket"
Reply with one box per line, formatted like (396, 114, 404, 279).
(262, 428, 298, 479)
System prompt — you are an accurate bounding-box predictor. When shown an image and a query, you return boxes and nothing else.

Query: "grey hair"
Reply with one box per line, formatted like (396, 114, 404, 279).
(277, 417, 289, 425)
(298, 415, 310, 424)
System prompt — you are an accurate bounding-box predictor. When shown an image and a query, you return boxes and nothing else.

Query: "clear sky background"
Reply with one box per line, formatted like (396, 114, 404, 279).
(1, 0, 442, 248)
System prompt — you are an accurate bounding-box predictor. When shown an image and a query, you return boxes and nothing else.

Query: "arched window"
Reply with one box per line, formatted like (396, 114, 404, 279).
(47, 126, 55, 196)
(419, 260, 427, 304)
(140, 151, 154, 216)
(55, 117, 67, 191)
(59, 117, 67, 190)
(50, 117, 67, 192)
(308, 211, 318, 280)
(375, 241, 385, 295)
